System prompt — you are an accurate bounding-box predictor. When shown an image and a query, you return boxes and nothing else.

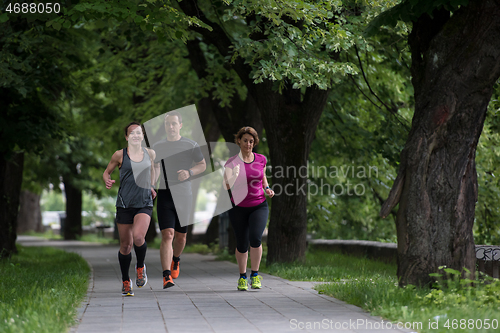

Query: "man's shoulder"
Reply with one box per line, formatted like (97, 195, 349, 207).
(179, 136, 200, 147)
(152, 139, 167, 149)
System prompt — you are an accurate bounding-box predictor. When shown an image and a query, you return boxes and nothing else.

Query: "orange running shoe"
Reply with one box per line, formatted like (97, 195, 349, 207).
(135, 264, 148, 288)
(163, 275, 175, 289)
(122, 279, 134, 296)
(171, 260, 180, 279)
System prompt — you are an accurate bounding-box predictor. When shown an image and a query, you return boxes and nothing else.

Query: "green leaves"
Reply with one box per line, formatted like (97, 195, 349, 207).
(52, 21, 61, 30)
(37, 0, 390, 93)
(0, 13, 9, 23)
(474, 84, 500, 245)
(365, 0, 470, 36)
(306, 28, 412, 240)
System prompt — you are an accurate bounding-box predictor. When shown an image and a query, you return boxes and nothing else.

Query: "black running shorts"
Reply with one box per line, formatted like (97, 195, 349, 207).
(156, 190, 192, 233)
(116, 207, 153, 225)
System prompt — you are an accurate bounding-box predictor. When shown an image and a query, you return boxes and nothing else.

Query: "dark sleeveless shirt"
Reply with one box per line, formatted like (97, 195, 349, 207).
(116, 147, 153, 208)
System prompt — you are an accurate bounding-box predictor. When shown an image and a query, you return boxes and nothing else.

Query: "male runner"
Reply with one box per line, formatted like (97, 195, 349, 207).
(153, 111, 206, 288)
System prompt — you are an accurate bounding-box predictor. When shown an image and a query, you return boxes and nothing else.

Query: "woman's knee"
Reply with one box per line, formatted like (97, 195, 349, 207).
(249, 230, 263, 248)
(235, 248, 248, 255)
(236, 241, 249, 254)
(249, 239, 262, 248)
(133, 235, 145, 246)
(120, 243, 133, 254)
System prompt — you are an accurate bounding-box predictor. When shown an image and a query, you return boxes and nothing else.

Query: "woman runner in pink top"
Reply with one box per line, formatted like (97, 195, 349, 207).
(224, 126, 275, 290)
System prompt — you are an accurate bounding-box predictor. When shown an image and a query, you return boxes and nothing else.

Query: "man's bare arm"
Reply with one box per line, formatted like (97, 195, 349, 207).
(177, 158, 207, 182)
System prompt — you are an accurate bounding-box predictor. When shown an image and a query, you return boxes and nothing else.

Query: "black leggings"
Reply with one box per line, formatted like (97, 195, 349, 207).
(228, 201, 268, 253)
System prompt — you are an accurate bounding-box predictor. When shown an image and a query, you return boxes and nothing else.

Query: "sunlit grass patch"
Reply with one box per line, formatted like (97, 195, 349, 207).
(314, 262, 500, 333)
(0, 246, 90, 333)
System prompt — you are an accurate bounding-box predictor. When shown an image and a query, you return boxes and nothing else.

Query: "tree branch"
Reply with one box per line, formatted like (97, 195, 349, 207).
(367, 177, 397, 220)
(177, 0, 254, 89)
(379, 171, 405, 218)
(354, 44, 396, 114)
(345, 53, 409, 131)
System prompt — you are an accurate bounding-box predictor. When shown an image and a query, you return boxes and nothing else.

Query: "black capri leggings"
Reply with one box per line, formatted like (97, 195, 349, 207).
(228, 201, 269, 253)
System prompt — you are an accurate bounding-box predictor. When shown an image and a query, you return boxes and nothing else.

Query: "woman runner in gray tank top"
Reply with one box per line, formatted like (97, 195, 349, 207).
(103, 122, 156, 296)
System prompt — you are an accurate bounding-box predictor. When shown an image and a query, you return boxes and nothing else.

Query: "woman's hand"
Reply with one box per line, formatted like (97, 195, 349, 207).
(265, 187, 275, 198)
(233, 165, 240, 178)
(151, 188, 157, 200)
(105, 179, 115, 189)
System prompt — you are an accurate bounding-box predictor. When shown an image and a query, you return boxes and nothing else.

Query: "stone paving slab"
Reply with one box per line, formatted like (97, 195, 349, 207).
(17, 236, 416, 333)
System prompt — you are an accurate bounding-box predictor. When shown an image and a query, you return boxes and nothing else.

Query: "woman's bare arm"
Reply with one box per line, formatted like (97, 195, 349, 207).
(103, 150, 123, 189)
(223, 165, 240, 190)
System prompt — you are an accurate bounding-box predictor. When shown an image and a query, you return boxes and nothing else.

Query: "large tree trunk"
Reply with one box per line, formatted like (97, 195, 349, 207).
(0, 152, 24, 259)
(63, 179, 82, 240)
(179, 1, 329, 263)
(17, 190, 43, 234)
(256, 83, 329, 263)
(186, 39, 262, 248)
(380, 0, 500, 286)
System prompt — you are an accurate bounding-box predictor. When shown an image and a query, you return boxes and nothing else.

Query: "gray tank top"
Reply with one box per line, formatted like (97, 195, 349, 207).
(116, 147, 153, 208)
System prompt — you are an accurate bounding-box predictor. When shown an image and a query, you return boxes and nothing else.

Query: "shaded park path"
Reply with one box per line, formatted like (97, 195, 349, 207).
(18, 236, 414, 333)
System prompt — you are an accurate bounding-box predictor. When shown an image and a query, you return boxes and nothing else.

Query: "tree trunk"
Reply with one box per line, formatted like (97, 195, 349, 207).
(256, 83, 329, 263)
(0, 152, 24, 259)
(205, 214, 219, 245)
(178, 1, 330, 263)
(186, 39, 262, 249)
(380, 0, 500, 286)
(63, 179, 82, 240)
(17, 190, 42, 234)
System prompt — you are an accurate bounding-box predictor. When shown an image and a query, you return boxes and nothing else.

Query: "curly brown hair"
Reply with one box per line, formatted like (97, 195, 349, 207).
(234, 126, 259, 147)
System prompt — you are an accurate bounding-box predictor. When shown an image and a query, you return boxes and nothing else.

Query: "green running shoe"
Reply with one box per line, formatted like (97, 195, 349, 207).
(250, 275, 262, 289)
(237, 277, 248, 291)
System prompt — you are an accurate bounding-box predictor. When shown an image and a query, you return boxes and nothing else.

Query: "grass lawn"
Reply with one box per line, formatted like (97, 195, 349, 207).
(0, 246, 90, 333)
(315, 268, 500, 333)
(219, 247, 500, 333)
(21, 230, 118, 245)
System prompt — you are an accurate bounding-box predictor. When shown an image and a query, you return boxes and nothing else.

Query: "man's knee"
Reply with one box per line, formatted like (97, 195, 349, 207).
(161, 229, 175, 242)
(174, 231, 187, 242)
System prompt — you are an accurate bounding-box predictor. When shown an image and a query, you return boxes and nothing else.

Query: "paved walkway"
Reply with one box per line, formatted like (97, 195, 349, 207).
(18, 236, 414, 333)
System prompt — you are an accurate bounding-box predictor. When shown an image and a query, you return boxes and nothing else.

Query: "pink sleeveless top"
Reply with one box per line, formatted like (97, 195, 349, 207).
(224, 153, 267, 207)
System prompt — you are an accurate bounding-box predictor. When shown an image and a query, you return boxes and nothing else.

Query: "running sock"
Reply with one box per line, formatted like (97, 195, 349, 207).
(251, 271, 258, 277)
(240, 273, 247, 279)
(134, 241, 147, 268)
(163, 270, 172, 278)
(118, 251, 132, 282)
(173, 255, 180, 263)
